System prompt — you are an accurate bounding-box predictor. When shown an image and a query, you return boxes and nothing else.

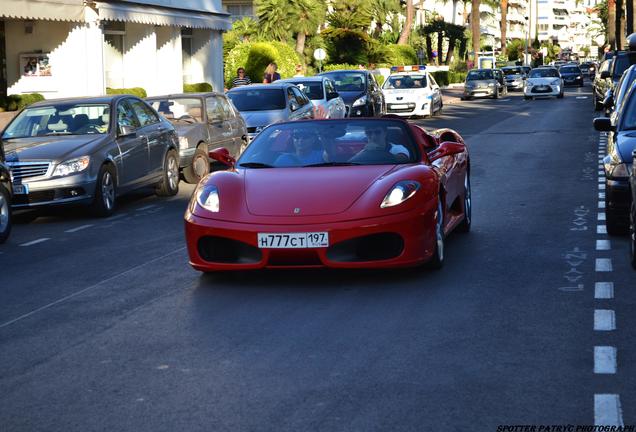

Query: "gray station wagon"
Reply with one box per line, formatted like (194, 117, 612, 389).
(146, 93, 247, 183)
(2, 95, 180, 217)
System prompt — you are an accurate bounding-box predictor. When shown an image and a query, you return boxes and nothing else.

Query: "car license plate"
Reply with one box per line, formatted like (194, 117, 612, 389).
(13, 184, 28, 194)
(391, 104, 408, 109)
(257, 232, 329, 248)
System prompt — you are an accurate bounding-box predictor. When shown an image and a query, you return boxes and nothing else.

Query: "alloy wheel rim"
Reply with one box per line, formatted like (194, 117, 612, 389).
(168, 156, 178, 190)
(193, 155, 208, 178)
(102, 172, 114, 210)
(464, 175, 471, 224)
(436, 201, 444, 261)
(0, 193, 8, 233)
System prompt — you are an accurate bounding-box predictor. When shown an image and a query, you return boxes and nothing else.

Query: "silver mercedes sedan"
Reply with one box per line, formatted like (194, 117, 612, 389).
(2, 95, 180, 217)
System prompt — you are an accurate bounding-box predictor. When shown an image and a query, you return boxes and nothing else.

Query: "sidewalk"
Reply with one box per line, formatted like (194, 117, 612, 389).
(441, 85, 464, 105)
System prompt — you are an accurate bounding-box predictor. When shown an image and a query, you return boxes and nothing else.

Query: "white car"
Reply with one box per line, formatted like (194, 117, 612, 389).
(524, 67, 564, 100)
(382, 66, 443, 117)
(278, 77, 347, 119)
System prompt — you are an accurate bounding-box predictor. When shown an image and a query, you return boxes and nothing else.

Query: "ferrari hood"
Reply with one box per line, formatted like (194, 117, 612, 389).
(244, 165, 393, 216)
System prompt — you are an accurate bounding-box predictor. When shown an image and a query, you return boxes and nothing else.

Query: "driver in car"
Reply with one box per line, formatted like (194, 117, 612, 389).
(275, 132, 325, 166)
(349, 125, 410, 163)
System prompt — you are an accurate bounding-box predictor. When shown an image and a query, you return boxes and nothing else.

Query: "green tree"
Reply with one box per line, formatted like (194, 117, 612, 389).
(322, 0, 374, 64)
(398, 0, 415, 44)
(288, 0, 326, 56)
(369, 0, 401, 37)
(255, 0, 292, 41)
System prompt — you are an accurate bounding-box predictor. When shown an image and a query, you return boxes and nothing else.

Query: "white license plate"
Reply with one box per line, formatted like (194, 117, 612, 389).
(257, 232, 329, 248)
(13, 184, 28, 195)
(391, 104, 408, 109)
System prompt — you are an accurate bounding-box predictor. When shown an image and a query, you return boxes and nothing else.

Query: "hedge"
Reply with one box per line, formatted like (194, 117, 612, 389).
(225, 41, 301, 88)
(0, 93, 45, 112)
(385, 44, 418, 66)
(430, 71, 467, 86)
(106, 87, 147, 98)
(183, 82, 213, 93)
(323, 63, 360, 72)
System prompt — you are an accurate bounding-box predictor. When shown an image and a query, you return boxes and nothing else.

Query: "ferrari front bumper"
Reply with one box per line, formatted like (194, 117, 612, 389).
(184, 206, 437, 271)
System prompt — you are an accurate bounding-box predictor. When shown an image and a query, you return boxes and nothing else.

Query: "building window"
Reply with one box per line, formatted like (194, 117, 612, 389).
(538, 24, 549, 32)
(227, 3, 254, 22)
(103, 21, 125, 89)
(182, 28, 193, 84)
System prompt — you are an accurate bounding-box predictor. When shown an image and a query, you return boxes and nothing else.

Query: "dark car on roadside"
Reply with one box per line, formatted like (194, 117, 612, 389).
(603, 65, 636, 117)
(318, 69, 385, 117)
(2, 95, 180, 217)
(596, 39, 636, 110)
(0, 140, 12, 243)
(630, 149, 636, 268)
(593, 79, 636, 235)
(146, 93, 247, 184)
(594, 58, 614, 111)
(559, 64, 584, 86)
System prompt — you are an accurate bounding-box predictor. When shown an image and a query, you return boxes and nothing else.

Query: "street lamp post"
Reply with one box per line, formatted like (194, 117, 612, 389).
(524, 16, 529, 66)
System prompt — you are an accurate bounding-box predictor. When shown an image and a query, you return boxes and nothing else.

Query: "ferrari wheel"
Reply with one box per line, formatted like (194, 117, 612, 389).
(426, 199, 445, 269)
(457, 173, 471, 233)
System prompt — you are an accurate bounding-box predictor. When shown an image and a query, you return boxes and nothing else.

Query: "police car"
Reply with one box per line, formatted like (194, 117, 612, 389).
(381, 65, 443, 117)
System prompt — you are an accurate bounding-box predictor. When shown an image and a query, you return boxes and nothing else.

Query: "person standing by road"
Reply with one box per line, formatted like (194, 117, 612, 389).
(263, 63, 281, 83)
(231, 67, 252, 88)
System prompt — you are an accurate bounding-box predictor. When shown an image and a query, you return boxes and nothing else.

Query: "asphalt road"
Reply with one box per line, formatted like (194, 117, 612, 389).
(2, 83, 634, 431)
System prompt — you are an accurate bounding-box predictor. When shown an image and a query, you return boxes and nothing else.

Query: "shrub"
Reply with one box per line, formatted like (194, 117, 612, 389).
(384, 44, 418, 66)
(106, 87, 147, 98)
(323, 63, 360, 72)
(448, 71, 467, 84)
(224, 41, 301, 88)
(0, 93, 45, 111)
(183, 82, 213, 93)
(431, 71, 449, 87)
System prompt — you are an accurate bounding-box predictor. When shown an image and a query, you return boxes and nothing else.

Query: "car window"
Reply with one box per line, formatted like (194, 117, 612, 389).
(205, 97, 224, 121)
(117, 100, 141, 130)
(227, 88, 286, 111)
(384, 75, 427, 89)
(560, 66, 581, 73)
(237, 119, 418, 167)
(320, 72, 367, 92)
(502, 67, 523, 75)
(129, 99, 159, 127)
(149, 97, 202, 122)
(292, 81, 324, 100)
(528, 68, 559, 78)
(466, 70, 494, 80)
(619, 84, 636, 130)
(218, 97, 235, 119)
(325, 79, 336, 95)
(292, 87, 309, 105)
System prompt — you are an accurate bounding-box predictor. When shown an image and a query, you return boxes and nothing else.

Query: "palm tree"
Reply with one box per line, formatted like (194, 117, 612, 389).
(398, 0, 415, 44)
(608, 0, 616, 49)
(500, 0, 508, 56)
(232, 17, 258, 42)
(288, 0, 326, 56)
(471, 0, 481, 65)
(255, 0, 292, 41)
(369, 0, 401, 37)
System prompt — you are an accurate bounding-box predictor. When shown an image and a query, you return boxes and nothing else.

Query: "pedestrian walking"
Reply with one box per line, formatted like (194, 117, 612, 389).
(293, 64, 304, 77)
(231, 67, 252, 87)
(263, 63, 281, 83)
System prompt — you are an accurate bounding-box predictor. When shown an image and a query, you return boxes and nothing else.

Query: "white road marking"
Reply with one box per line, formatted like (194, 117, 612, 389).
(594, 346, 617, 374)
(136, 205, 157, 211)
(594, 310, 616, 331)
(576, 96, 588, 99)
(596, 258, 613, 271)
(599, 171, 605, 176)
(65, 224, 94, 233)
(595, 282, 614, 299)
(0, 247, 187, 330)
(597, 224, 607, 234)
(19, 238, 51, 247)
(596, 239, 611, 250)
(599, 184, 606, 191)
(595, 394, 624, 426)
(598, 178, 604, 183)
(599, 192, 606, 199)
(599, 164, 604, 169)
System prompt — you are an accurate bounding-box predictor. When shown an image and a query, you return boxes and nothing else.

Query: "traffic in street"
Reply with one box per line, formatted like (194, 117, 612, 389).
(2, 77, 634, 430)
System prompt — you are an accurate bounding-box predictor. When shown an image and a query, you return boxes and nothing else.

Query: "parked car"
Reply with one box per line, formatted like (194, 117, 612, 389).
(501, 66, 526, 91)
(559, 64, 584, 86)
(521, 66, 532, 76)
(462, 69, 505, 99)
(0, 139, 12, 243)
(1, 95, 180, 217)
(523, 66, 564, 99)
(596, 40, 636, 110)
(277, 77, 347, 119)
(381, 65, 443, 117)
(226, 83, 314, 142)
(146, 93, 247, 183)
(318, 69, 385, 117)
(185, 118, 470, 271)
(580, 61, 594, 78)
(630, 149, 636, 268)
(603, 64, 636, 117)
(593, 79, 636, 234)
(593, 59, 613, 110)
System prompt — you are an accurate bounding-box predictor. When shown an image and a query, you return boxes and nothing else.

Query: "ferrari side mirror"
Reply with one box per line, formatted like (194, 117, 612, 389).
(429, 141, 466, 162)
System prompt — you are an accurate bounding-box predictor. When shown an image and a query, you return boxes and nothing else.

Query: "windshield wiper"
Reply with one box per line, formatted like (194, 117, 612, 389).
(302, 162, 361, 167)
(238, 162, 274, 168)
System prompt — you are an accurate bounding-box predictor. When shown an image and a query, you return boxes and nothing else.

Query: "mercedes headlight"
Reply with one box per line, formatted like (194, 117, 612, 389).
(53, 156, 90, 177)
(196, 185, 220, 212)
(380, 181, 420, 208)
(352, 95, 368, 107)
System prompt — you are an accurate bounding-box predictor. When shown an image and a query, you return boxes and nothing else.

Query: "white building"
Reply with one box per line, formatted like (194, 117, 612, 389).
(536, 0, 595, 55)
(0, 0, 231, 99)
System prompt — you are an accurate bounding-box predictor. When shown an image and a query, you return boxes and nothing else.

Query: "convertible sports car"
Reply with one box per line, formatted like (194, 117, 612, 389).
(184, 118, 470, 271)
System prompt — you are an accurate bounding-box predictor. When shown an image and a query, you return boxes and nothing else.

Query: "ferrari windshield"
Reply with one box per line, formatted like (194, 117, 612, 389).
(529, 68, 559, 78)
(238, 120, 419, 167)
(2, 103, 110, 139)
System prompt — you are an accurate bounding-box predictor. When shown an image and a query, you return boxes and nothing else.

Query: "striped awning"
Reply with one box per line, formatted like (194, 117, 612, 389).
(0, 0, 85, 22)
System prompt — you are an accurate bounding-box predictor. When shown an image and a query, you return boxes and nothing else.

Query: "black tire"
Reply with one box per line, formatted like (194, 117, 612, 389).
(606, 206, 629, 234)
(557, 91, 564, 99)
(425, 198, 445, 269)
(630, 203, 636, 269)
(524, 95, 531, 100)
(0, 184, 12, 244)
(183, 146, 210, 184)
(91, 164, 117, 217)
(457, 173, 471, 233)
(492, 88, 499, 99)
(156, 149, 180, 197)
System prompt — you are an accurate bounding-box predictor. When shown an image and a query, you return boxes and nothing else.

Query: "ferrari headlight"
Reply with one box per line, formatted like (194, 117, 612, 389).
(53, 156, 90, 177)
(178, 136, 189, 149)
(352, 95, 367, 107)
(380, 180, 420, 208)
(196, 185, 220, 212)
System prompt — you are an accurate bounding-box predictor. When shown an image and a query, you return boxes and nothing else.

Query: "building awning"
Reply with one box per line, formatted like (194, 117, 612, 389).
(0, 0, 85, 22)
(95, 1, 231, 30)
